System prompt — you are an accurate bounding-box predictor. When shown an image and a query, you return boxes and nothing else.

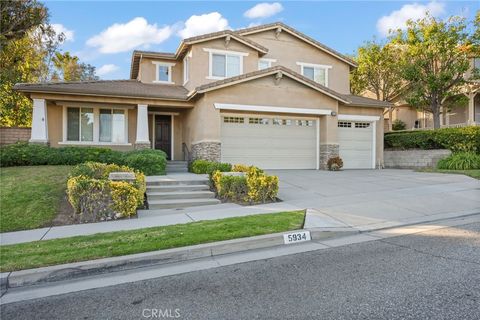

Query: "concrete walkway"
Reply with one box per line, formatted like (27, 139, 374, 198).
(1, 169, 478, 246)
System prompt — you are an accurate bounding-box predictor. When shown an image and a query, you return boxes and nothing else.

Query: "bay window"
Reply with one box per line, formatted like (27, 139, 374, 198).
(204, 48, 247, 79)
(297, 62, 331, 87)
(64, 106, 128, 144)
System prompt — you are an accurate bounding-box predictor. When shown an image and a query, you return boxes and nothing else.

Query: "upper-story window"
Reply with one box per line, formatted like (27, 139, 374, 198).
(183, 56, 190, 85)
(296, 62, 332, 87)
(258, 58, 276, 70)
(204, 48, 248, 79)
(152, 61, 175, 84)
(474, 57, 480, 71)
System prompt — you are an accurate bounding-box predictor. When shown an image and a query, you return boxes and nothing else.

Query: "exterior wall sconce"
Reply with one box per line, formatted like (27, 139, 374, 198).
(331, 111, 337, 116)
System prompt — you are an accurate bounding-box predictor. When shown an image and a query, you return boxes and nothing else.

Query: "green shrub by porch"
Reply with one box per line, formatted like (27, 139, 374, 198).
(189, 159, 232, 174)
(384, 126, 480, 153)
(0, 143, 167, 175)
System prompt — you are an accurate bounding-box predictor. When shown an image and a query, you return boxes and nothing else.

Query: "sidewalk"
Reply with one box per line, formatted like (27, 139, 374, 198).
(0, 202, 302, 245)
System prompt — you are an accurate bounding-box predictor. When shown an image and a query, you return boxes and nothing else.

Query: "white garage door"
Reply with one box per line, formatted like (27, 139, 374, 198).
(338, 121, 374, 169)
(221, 115, 317, 169)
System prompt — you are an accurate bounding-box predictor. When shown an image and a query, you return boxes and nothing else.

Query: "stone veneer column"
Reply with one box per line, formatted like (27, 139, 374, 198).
(191, 141, 221, 162)
(319, 144, 339, 170)
(135, 104, 151, 149)
(29, 98, 49, 144)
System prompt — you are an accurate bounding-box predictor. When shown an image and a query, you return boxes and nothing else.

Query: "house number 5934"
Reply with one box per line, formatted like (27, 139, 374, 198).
(283, 231, 311, 244)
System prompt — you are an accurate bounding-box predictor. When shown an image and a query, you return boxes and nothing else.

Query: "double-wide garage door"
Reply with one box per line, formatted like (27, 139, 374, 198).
(338, 121, 374, 169)
(221, 115, 317, 169)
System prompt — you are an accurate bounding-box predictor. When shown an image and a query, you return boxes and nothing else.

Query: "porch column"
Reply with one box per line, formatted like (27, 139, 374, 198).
(135, 104, 150, 149)
(467, 92, 476, 125)
(29, 98, 48, 144)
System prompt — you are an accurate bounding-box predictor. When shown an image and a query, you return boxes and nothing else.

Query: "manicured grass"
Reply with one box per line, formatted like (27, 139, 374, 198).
(0, 210, 305, 272)
(0, 166, 72, 233)
(418, 168, 480, 180)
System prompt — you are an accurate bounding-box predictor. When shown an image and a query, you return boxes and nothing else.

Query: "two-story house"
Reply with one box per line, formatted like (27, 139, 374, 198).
(14, 22, 391, 169)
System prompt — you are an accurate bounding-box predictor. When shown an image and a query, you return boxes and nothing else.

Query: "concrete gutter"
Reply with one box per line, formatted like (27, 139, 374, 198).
(3, 228, 355, 290)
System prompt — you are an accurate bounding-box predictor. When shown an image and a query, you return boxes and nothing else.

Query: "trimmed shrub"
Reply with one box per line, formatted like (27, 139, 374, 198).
(123, 150, 167, 175)
(231, 164, 251, 172)
(327, 156, 344, 171)
(67, 162, 146, 220)
(437, 152, 480, 170)
(384, 126, 480, 153)
(212, 166, 278, 204)
(0, 143, 167, 175)
(190, 159, 232, 174)
(392, 119, 407, 131)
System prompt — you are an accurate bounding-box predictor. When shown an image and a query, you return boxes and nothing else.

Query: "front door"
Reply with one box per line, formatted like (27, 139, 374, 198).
(155, 115, 171, 160)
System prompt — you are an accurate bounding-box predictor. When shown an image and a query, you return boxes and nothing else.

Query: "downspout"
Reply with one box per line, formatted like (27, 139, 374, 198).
(138, 54, 143, 81)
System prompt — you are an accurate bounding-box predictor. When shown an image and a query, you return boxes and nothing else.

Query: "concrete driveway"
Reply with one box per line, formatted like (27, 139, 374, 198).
(269, 169, 480, 230)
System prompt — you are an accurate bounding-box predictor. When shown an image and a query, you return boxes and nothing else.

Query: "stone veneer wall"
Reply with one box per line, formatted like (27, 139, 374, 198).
(384, 149, 451, 169)
(319, 144, 339, 170)
(191, 141, 221, 162)
(0, 127, 31, 145)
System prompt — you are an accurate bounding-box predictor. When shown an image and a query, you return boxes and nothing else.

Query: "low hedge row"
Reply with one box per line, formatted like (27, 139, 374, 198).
(0, 143, 167, 175)
(189, 159, 232, 174)
(384, 126, 480, 153)
(437, 152, 480, 170)
(212, 165, 279, 204)
(67, 162, 146, 220)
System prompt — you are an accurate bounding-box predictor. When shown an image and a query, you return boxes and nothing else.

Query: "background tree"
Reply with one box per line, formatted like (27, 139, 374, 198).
(393, 14, 471, 128)
(0, 0, 47, 45)
(350, 40, 406, 130)
(52, 52, 98, 81)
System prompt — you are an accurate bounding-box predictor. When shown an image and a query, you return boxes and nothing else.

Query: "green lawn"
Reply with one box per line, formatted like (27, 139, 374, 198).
(0, 210, 305, 272)
(418, 169, 480, 179)
(0, 166, 72, 233)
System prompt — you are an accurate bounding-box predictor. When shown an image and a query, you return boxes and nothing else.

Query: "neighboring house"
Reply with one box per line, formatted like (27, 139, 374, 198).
(384, 57, 480, 131)
(14, 22, 391, 170)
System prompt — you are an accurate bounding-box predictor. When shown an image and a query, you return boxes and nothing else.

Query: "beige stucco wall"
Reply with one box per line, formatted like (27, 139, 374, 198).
(183, 75, 339, 146)
(184, 38, 260, 91)
(338, 105, 384, 165)
(138, 57, 183, 85)
(244, 30, 351, 94)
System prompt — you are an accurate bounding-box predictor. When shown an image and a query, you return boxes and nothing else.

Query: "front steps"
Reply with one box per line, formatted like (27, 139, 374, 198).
(166, 161, 188, 173)
(146, 175, 220, 210)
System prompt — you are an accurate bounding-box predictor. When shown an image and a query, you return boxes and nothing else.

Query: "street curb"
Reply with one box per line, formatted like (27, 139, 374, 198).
(5, 228, 355, 290)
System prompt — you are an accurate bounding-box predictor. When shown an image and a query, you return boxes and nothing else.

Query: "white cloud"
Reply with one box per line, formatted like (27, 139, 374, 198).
(376, 1, 445, 36)
(87, 17, 172, 54)
(97, 64, 119, 76)
(244, 2, 283, 19)
(177, 12, 229, 38)
(51, 23, 74, 42)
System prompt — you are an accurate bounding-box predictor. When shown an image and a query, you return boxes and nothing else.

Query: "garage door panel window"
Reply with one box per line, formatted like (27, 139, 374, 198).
(273, 119, 292, 126)
(249, 117, 269, 125)
(338, 121, 352, 128)
(355, 122, 370, 128)
(223, 116, 244, 124)
(296, 120, 314, 126)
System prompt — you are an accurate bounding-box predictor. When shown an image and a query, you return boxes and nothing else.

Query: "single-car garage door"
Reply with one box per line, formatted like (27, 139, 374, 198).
(221, 115, 317, 169)
(338, 121, 374, 169)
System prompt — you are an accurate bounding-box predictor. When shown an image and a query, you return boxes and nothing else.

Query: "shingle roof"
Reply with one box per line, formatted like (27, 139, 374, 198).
(344, 95, 393, 108)
(193, 65, 350, 103)
(14, 80, 189, 100)
(237, 22, 357, 68)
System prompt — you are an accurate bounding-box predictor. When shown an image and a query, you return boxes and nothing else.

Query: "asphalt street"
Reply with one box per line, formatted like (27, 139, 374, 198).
(2, 222, 480, 320)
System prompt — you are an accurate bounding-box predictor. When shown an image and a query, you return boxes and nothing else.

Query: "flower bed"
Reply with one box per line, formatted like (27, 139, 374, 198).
(67, 162, 146, 222)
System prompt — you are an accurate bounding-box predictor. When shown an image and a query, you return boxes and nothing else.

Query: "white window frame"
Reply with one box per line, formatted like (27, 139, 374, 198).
(60, 105, 130, 146)
(183, 51, 191, 85)
(152, 61, 176, 84)
(296, 62, 332, 87)
(203, 48, 248, 80)
(258, 58, 277, 70)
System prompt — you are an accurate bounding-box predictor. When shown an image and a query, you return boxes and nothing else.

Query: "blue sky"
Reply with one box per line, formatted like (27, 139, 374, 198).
(45, 1, 479, 80)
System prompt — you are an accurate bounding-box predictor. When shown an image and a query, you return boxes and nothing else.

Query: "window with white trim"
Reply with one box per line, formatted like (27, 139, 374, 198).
(338, 121, 352, 128)
(183, 55, 190, 84)
(297, 62, 331, 87)
(212, 53, 241, 78)
(223, 116, 244, 123)
(153, 61, 175, 83)
(249, 117, 269, 125)
(273, 119, 292, 126)
(66, 107, 128, 143)
(67, 107, 93, 141)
